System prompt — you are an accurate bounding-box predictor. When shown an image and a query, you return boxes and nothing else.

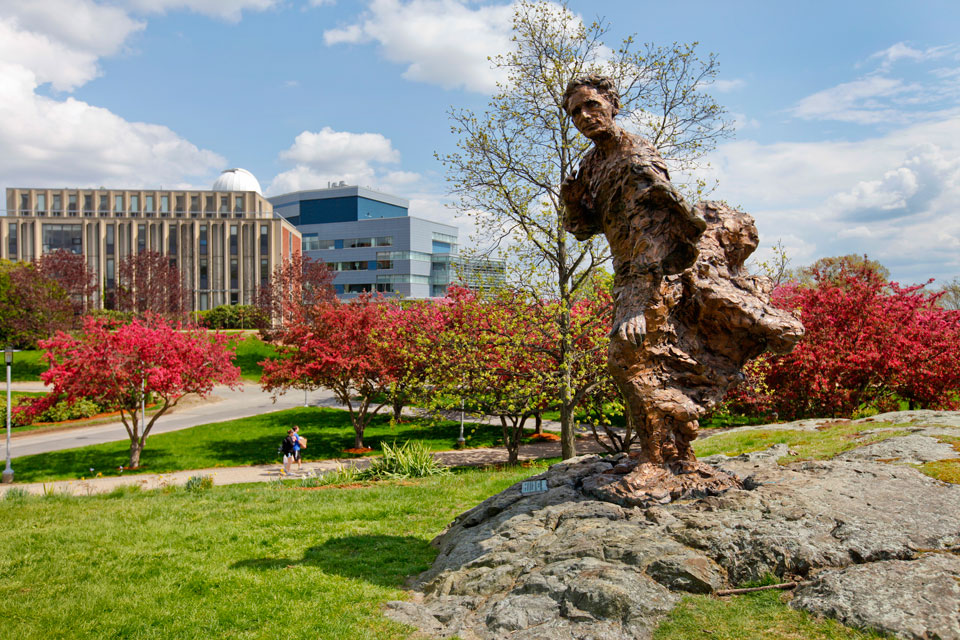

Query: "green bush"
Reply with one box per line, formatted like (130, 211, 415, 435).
(12, 396, 106, 426)
(300, 466, 362, 487)
(184, 475, 214, 492)
(360, 440, 449, 480)
(195, 305, 269, 330)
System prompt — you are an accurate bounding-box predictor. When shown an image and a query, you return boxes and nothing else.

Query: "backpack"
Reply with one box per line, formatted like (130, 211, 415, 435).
(281, 436, 295, 455)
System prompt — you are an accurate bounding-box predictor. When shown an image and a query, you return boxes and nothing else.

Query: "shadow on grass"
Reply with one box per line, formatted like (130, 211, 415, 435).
(231, 535, 433, 588)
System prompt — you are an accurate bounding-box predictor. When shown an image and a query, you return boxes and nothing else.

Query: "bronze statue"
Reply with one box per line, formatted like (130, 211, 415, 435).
(561, 74, 803, 505)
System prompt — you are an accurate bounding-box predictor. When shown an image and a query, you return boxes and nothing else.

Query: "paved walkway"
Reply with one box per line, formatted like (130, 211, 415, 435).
(0, 438, 610, 496)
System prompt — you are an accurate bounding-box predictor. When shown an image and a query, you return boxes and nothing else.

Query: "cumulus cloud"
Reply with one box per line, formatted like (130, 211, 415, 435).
(0, 0, 229, 194)
(121, 0, 279, 22)
(712, 78, 745, 93)
(267, 127, 421, 194)
(704, 116, 960, 285)
(790, 76, 919, 124)
(323, 0, 516, 92)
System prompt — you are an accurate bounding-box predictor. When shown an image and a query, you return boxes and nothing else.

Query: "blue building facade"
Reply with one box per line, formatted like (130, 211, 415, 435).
(268, 185, 461, 298)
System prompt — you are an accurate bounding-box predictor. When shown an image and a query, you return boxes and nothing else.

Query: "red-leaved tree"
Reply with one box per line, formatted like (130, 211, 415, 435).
(116, 250, 188, 319)
(255, 251, 334, 328)
(260, 294, 395, 449)
(35, 249, 99, 319)
(28, 315, 241, 468)
(731, 263, 960, 419)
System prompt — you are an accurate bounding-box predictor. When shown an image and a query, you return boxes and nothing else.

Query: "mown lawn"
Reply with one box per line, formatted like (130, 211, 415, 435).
(0, 465, 885, 640)
(12, 407, 515, 483)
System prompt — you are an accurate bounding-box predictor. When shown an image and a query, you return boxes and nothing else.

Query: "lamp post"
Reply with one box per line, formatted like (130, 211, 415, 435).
(2, 346, 13, 483)
(457, 397, 466, 449)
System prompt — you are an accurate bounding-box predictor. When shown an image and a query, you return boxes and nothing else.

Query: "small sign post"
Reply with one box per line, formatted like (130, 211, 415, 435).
(520, 479, 548, 495)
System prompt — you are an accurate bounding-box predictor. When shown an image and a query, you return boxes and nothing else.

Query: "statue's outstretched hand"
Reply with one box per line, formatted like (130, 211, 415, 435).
(612, 314, 646, 347)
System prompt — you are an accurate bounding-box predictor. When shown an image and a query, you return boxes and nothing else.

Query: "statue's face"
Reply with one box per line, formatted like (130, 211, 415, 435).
(566, 85, 617, 141)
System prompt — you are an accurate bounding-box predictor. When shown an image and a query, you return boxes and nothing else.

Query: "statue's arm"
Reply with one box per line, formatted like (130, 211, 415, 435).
(560, 171, 600, 241)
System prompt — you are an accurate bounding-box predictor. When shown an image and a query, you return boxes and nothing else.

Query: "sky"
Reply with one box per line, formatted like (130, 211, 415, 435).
(2, 0, 959, 286)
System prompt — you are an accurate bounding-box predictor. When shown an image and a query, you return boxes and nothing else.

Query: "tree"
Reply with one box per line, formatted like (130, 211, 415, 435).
(0, 260, 72, 348)
(260, 295, 394, 449)
(116, 250, 188, 319)
(796, 254, 890, 287)
(255, 251, 334, 327)
(35, 249, 99, 319)
(934, 276, 960, 311)
(731, 264, 960, 419)
(440, 0, 731, 458)
(32, 315, 241, 468)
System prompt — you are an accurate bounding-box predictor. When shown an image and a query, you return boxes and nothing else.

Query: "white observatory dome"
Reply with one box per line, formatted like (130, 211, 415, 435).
(212, 168, 262, 195)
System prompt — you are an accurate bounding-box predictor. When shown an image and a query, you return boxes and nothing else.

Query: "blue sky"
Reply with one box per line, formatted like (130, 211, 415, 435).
(2, 0, 959, 285)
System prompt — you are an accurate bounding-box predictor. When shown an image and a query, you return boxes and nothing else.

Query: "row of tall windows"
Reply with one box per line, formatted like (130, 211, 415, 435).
(302, 235, 394, 251)
(13, 192, 266, 219)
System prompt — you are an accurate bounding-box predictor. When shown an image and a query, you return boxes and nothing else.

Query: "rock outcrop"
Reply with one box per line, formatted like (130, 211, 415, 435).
(387, 435, 960, 639)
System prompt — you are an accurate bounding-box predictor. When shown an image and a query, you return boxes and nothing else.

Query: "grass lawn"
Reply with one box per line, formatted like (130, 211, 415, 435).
(12, 407, 517, 483)
(0, 466, 883, 640)
(9, 349, 46, 381)
(231, 335, 278, 382)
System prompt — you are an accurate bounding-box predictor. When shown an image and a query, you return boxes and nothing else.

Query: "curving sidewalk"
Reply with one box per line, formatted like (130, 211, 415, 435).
(0, 438, 610, 497)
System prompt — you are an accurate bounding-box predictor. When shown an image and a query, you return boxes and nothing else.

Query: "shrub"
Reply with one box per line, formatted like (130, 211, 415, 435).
(184, 475, 214, 492)
(300, 466, 362, 487)
(359, 440, 448, 480)
(195, 305, 269, 330)
(85, 309, 134, 325)
(4, 487, 29, 501)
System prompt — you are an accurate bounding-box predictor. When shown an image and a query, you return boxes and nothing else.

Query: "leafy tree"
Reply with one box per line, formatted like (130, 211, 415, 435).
(0, 260, 72, 348)
(115, 250, 188, 319)
(732, 264, 960, 419)
(796, 254, 890, 287)
(255, 251, 334, 328)
(440, 0, 731, 458)
(31, 315, 241, 468)
(35, 249, 99, 319)
(934, 276, 960, 311)
(260, 295, 394, 449)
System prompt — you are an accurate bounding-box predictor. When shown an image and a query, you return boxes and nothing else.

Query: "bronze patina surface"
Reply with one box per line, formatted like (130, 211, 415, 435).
(561, 74, 803, 504)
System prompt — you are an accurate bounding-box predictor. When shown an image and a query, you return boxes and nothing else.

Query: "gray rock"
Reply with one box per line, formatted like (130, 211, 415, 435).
(386, 448, 960, 639)
(836, 434, 959, 465)
(792, 553, 960, 640)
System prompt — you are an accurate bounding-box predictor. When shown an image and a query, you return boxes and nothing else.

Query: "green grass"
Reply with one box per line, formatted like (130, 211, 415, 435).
(655, 590, 888, 639)
(693, 420, 910, 462)
(0, 467, 886, 640)
(12, 407, 519, 483)
(231, 335, 278, 382)
(9, 349, 46, 381)
(0, 465, 541, 640)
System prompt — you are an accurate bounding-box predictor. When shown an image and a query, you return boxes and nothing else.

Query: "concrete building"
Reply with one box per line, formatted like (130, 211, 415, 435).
(269, 185, 504, 298)
(3, 169, 301, 311)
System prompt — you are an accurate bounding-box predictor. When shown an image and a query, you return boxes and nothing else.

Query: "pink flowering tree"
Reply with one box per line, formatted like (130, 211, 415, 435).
(30, 315, 241, 468)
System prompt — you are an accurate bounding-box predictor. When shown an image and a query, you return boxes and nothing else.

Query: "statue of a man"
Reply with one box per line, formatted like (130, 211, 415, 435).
(560, 74, 707, 465)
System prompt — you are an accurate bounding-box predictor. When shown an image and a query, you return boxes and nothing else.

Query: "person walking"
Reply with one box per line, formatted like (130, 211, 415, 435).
(292, 425, 306, 471)
(280, 428, 297, 474)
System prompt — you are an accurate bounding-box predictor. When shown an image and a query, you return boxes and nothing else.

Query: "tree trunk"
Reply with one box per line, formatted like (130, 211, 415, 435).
(501, 416, 522, 466)
(558, 238, 577, 460)
(353, 424, 365, 449)
(534, 413, 543, 435)
(129, 440, 143, 469)
(392, 397, 404, 422)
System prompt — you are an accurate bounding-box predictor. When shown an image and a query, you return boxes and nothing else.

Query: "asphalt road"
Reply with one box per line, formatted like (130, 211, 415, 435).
(4, 383, 341, 459)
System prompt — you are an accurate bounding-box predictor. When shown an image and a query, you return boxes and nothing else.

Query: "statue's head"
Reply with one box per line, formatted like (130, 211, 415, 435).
(562, 74, 621, 115)
(562, 74, 621, 142)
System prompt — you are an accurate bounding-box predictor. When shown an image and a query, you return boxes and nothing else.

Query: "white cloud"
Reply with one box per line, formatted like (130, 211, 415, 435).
(704, 115, 960, 285)
(0, 0, 230, 194)
(121, 0, 279, 22)
(867, 41, 958, 70)
(712, 78, 745, 93)
(323, 0, 516, 92)
(268, 127, 420, 194)
(790, 76, 918, 124)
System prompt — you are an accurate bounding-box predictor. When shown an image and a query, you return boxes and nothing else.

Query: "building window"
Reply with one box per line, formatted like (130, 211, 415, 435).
(375, 236, 393, 247)
(145, 195, 155, 215)
(199, 258, 209, 289)
(42, 224, 82, 254)
(160, 195, 170, 215)
(230, 292, 239, 305)
(99, 195, 109, 215)
(199, 292, 209, 311)
(234, 196, 243, 213)
(260, 258, 269, 286)
(138, 224, 146, 253)
(37, 194, 46, 212)
(83, 194, 93, 215)
(199, 225, 208, 255)
(230, 225, 238, 256)
(130, 195, 140, 215)
(19, 194, 29, 213)
(68, 194, 78, 215)
(259, 225, 269, 255)
(106, 258, 115, 289)
(230, 258, 238, 289)
(169, 224, 178, 255)
(302, 234, 320, 251)
(376, 283, 393, 293)
(344, 284, 371, 293)
(114, 195, 123, 213)
(106, 225, 115, 255)
(376, 259, 393, 270)
(8, 223, 17, 257)
(220, 196, 230, 214)
(52, 194, 62, 214)
(190, 195, 200, 215)
(346, 237, 373, 248)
